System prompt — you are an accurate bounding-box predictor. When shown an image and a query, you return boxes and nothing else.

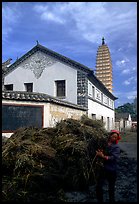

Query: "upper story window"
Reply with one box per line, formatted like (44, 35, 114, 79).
(107, 97, 109, 106)
(96, 89, 101, 100)
(101, 93, 103, 103)
(111, 101, 114, 109)
(24, 83, 33, 92)
(88, 83, 92, 96)
(92, 86, 95, 98)
(4, 84, 13, 91)
(55, 80, 66, 97)
(103, 95, 106, 104)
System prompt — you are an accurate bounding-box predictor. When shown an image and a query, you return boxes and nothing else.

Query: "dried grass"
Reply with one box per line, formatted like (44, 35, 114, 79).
(2, 116, 109, 202)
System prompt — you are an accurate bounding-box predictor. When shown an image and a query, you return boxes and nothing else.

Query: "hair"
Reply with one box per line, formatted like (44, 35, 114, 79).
(110, 132, 119, 136)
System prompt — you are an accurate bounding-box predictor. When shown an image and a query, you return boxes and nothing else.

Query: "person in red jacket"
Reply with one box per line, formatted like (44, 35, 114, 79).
(95, 130, 121, 202)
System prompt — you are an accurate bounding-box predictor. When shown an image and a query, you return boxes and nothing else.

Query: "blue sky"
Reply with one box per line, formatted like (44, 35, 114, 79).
(2, 2, 137, 108)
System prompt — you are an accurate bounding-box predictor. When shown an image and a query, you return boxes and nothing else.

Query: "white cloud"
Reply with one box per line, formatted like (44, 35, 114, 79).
(42, 12, 65, 24)
(116, 57, 129, 67)
(132, 67, 137, 71)
(123, 80, 130, 85)
(2, 3, 21, 42)
(121, 69, 130, 74)
(114, 89, 137, 107)
(123, 76, 136, 86)
(33, 4, 65, 24)
(121, 67, 136, 75)
(33, 2, 137, 43)
(127, 90, 137, 100)
(118, 47, 123, 52)
(120, 66, 137, 76)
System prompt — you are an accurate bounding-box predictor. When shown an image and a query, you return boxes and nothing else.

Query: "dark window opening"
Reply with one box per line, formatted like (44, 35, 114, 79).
(4, 84, 13, 91)
(24, 83, 33, 92)
(92, 114, 96, 120)
(55, 80, 65, 97)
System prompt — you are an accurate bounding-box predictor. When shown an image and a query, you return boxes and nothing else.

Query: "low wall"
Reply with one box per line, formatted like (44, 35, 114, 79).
(2, 99, 86, 138)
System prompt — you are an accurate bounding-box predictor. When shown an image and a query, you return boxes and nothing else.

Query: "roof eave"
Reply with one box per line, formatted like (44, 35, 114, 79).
(4, 44, 93, 76)
(88, 71, 118, 100)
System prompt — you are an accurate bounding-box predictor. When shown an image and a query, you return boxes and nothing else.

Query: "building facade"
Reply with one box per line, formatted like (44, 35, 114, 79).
(115, 112, 132, 131)
(95, 37, 113, 93)
(2, 91, 87, 138)
(3, 43, 117, 132)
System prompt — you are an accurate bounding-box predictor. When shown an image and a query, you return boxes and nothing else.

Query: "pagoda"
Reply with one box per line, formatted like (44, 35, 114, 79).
(95, 37, 113, 93)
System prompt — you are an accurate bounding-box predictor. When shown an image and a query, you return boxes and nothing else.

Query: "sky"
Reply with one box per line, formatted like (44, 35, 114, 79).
(2, 2, 137, 108)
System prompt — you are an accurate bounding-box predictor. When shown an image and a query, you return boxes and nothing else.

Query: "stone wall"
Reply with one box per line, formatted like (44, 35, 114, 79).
(49, 103, 86, 127)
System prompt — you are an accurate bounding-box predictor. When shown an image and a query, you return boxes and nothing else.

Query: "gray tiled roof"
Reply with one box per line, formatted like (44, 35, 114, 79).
(3, 43, 117, 100)
(3, 44, 92, 76)
(2, 90, 87, 111)
(115, 112, 131, 121)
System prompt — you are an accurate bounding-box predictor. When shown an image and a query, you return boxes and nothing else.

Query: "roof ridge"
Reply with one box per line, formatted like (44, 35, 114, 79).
(3, 43, 93, 76)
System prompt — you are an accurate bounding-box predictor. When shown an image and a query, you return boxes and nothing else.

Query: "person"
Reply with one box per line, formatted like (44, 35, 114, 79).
(95, 130, 121, 202)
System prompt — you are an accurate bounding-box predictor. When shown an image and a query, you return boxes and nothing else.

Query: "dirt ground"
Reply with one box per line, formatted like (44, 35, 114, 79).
(118, 131, 137, 159)
(65, 131, 137, 202)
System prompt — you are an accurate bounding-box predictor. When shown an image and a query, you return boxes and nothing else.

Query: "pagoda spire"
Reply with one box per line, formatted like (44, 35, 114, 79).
(102, 37, 105, 45)
(36, 40, 39, 45)
(96, 38, 113, 93)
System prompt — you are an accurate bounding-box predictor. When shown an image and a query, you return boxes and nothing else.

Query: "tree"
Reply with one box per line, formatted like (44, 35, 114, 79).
(115, 102, 137, 120)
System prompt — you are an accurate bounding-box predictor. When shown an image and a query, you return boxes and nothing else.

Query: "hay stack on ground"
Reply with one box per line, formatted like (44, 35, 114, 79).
(2, 115, 108, 202)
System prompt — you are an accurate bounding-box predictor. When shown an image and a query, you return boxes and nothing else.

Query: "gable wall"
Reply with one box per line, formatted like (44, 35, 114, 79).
(4, 51, 77, 104)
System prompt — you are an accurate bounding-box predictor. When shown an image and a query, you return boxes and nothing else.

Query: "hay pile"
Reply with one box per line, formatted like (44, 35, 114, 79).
(2, 115, 109, 202)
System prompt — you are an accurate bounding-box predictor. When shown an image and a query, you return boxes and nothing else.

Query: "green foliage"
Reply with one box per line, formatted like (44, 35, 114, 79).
(115, 102, 137, 119)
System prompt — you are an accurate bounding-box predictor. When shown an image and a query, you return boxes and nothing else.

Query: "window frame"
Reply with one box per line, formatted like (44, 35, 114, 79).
(4, 84, 13, 91)
(24, 83, 33, 92)
(55, 80, 66, 98)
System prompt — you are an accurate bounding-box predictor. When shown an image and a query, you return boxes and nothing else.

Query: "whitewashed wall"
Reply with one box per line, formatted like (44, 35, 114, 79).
(87, 80, 115, 131)
(88, 99, 115, 131)
(2, 99, 86, 138)
(4, 51, 77, 104)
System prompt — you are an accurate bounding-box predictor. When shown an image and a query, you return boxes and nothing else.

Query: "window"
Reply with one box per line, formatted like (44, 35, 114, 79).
(107, 117, 110, 131)
(104, 95, 108, 105)
(4, 84, 13, 91)
(107, 97, 109, 106)
(92, 114, 96, 120)
(101, 93, 103, 103)
(89, 83, 92, 96)
(96, 89, 100, 100)
(112, 118, 114, 128)
(24, 83, 33, 92)
(112, 101, 114, 109)
(92, 86, 95, 98)
(55, 80, 66, 97)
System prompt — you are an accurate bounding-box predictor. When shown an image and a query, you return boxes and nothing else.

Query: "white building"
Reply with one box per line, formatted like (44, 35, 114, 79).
(2, 91, 87, 138)
(3, 43, 117, 131)
(115, 112, 132, 131)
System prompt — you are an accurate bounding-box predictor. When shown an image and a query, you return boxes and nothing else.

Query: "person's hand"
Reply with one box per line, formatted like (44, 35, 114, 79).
(96, 149, 104, 158)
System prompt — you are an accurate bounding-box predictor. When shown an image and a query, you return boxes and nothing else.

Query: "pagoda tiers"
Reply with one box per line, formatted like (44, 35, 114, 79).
(95, 37, 113, 93)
